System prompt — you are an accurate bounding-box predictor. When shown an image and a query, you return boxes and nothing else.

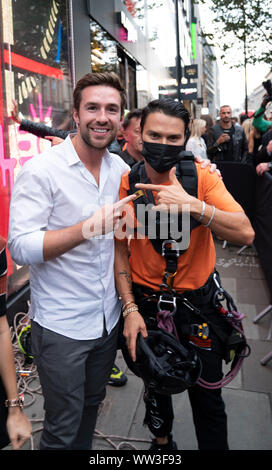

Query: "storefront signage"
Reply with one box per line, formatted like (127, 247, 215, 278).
(184, 65, 198, 80)
(180, 83, 198, 100)
(116, 11, 138, 43)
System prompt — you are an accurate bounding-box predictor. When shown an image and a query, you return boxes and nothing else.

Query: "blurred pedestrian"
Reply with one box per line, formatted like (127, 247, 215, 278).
(0, 235, 32, 450)
(186, 118, 208, 159)
(119, 108, 143, 167)
(207, 105, 249, 163)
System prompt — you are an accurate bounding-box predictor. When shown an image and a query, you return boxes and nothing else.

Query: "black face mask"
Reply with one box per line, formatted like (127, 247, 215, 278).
(142, 141, 184, 173)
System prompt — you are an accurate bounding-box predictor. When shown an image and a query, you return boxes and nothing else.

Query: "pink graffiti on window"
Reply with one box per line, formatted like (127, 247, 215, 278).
(0, 93, 52, 192)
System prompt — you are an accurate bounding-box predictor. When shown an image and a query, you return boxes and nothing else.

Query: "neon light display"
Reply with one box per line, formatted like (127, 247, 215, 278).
(0, 0, 73, 276)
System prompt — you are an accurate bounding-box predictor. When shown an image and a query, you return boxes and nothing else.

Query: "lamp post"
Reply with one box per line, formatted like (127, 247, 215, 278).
(175, 0, 182, 101)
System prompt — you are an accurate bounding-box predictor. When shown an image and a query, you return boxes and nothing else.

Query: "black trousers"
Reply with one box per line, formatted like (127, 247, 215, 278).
(135, 290, 229, 450)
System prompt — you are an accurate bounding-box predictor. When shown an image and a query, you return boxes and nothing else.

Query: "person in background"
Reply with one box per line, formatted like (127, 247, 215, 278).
(0, 235, 32, 450)
(255, 139, 272, 176)
(241, 118, 262, 163)
(200, 114, 214, 149)
(120, 109, 143, 167)
(253, 94, 272, 135)
(185, 118, 208, 159)
(207, 105, 249, 163)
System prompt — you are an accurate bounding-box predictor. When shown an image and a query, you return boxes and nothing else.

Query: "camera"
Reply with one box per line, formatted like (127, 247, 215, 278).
(262, 79, 272, 104)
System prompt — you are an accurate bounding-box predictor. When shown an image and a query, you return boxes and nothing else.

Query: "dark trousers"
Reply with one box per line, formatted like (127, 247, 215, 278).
(136, 293, 229, 450)
(31, 319, 119, 450)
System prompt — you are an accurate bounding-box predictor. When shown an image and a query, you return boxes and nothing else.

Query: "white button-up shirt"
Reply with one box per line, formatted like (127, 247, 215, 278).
(8, 136, 130, 340)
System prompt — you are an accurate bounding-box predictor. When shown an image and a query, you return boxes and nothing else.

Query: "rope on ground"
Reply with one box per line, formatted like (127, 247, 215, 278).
(10, 311, 152, 450)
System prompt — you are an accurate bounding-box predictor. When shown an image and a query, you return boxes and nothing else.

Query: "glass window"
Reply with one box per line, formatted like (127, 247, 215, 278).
(90, 19, 119, 74)
(0, 0, 73, 278)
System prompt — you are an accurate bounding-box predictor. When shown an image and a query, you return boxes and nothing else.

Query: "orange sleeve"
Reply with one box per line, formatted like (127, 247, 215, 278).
(197, 165, 244, 213)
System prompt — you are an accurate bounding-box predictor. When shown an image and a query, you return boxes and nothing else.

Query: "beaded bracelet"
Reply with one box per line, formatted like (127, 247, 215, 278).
(121, 301, 136, 312)
(203, 205, 215, 227)
(123, 305, 139, 318)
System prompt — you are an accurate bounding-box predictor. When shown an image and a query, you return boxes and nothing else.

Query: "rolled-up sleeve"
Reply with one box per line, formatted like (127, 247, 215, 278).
(8, 158, 53, 266)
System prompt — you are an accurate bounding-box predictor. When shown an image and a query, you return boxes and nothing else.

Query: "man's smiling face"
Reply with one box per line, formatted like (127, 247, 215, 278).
(73, 85, 122, 150)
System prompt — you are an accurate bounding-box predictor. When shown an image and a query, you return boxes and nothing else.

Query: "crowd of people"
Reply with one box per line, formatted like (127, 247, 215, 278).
(1, 70, 271, 452)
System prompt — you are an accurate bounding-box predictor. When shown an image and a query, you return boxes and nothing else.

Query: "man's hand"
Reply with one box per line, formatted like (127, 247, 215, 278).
(135, 166, 195, 212)
(217, 133, 230, 145)
(44, 136, 64, 146)
(266, 140, 272, 154)
(123, 311, 148, 362)
(10, 100, 22, 124)
(256, 162, 270, 176)
(194, 155, 221, 178)
(83, 194, 136, 239)
(6, 408, 32, 450)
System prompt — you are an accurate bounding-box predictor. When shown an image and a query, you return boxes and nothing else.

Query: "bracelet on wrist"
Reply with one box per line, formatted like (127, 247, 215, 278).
(203, 205, 215, 227)
(121, 301, 136, 312)
(5, 397, 24, 409)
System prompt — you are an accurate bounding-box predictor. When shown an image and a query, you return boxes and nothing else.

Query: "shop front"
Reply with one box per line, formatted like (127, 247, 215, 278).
(0, 0, 73, 314)
(0, 0, 169, 318)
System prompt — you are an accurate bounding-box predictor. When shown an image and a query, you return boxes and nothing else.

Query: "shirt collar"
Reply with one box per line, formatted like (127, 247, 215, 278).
(62, 135, 112, 167)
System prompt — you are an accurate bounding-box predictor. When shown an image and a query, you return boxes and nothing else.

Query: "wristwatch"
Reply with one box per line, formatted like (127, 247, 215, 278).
(267, 162, 272, 170)
(5, 396, 24, 409)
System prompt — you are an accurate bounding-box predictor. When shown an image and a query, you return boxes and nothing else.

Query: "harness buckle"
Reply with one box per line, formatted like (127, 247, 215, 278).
(158, 294, 177, 315)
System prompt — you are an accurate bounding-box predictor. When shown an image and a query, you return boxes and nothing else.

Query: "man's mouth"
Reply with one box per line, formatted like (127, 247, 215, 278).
(91, 128, 109, 134)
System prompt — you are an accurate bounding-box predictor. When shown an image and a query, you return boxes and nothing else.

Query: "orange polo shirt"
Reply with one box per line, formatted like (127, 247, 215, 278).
(118, 163, 243, 292)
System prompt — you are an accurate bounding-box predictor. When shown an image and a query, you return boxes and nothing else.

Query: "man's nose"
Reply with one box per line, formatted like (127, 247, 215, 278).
(96, 108, 108, 123)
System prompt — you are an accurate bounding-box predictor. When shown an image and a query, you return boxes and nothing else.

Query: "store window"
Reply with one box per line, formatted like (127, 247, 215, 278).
(90, 19, 119, 74)
(0, 0, 73, 277)
(90, 19, 137, 111)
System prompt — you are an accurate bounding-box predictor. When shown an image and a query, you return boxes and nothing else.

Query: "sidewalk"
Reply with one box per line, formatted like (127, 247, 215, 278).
(4, 239, 272, 451)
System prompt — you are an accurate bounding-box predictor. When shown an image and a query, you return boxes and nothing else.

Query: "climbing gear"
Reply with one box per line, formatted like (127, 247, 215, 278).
(122, 329, 202, 395)
(128, 154, 200, 256)
(195, 271, 251, 389)
(18, 325, 33, 361)
(108, 364, 128, 387)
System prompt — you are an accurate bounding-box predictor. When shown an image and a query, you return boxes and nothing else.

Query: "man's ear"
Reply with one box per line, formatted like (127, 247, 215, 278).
(73, 108, 79, 127)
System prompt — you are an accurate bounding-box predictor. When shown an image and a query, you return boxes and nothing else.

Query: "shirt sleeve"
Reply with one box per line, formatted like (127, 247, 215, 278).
(199, 166, 244, 213)
(8, 158, 53, 266)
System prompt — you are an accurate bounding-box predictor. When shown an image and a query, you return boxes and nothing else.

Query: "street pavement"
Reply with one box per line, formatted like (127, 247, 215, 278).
(3, 239, 272, 452)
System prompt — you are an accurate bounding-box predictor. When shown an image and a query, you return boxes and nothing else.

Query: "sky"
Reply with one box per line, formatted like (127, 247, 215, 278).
(198, 1, 270, 111)
(219, 62, 270, 111)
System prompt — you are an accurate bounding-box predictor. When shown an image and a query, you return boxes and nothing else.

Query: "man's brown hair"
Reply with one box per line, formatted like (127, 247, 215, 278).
(73, 72, 127, 116)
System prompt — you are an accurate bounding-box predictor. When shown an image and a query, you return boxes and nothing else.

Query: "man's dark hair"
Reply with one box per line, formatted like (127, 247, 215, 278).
(122, 108, 143, 130)
(73, 72, 127, 116)
(140, 98, 190, 133)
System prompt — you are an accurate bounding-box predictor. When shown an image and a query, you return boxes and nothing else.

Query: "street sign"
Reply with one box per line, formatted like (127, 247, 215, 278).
(184, 64, 198, 80)
(180, 83, 197, 100)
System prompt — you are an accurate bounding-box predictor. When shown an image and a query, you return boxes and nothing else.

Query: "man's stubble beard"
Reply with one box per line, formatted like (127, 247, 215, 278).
(80, 127, 116, 151)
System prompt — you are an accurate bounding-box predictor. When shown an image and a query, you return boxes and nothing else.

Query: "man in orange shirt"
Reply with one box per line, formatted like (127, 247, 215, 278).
(114, 98, 254, 451)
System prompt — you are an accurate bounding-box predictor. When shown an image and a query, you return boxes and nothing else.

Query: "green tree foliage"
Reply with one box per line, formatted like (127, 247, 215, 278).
(196, 0, 272, 67)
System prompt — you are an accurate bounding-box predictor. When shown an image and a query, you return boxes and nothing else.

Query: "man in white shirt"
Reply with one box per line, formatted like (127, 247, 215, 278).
(8, 72, 135, 450)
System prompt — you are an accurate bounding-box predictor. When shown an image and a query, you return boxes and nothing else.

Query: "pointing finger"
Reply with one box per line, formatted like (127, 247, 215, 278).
(169, 166, 178, 183)
(114, 194, 136, 209)
(135, 182, 162, 192)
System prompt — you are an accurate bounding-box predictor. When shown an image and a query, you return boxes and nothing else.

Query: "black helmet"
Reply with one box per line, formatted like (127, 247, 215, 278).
(121, 329, 202, 395)
(18, 325, 33, 360)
